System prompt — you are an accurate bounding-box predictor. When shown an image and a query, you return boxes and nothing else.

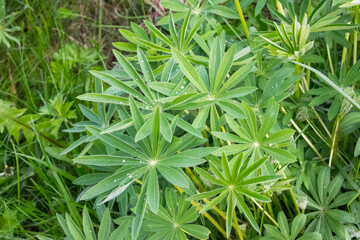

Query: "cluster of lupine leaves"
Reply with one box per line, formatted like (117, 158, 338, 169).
(54, 0, 360, 239)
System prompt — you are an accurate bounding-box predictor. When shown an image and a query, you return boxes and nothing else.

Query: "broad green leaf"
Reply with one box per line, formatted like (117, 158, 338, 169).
(65, 214, 85, 240)
(217, 101, 245, 119)
(179, 9, 191, 50)
(157, 165, 189, 188)
(132, 183, 147, 240)
(291, 214, 306, 238)
(258, 98, 278, 140)
(161, 156, 205, 167)
(113, 49, 154, 101)
(86, 126, 147, 159)
(261, 146, 296, 164)
(209, 38, 222, 93)
(255, 0, 267, 16)
(241, 175, 282, 186)
(193, 167, 226, 186)
(236, 188, 270, 202)
(171, 48, 208, 92)
(82, 206, 96, 240)
(262, 129, 294, 145)
(234, 192, 260, 233)
(137, 48, 156, 83)
(98, 208, 111, 240)
(77, 93, 129, 105)
(147, 168, 160, 214)
(144, 20, 174, 47)
(214, 44, 236, 92)
(89, 71, 151, 105)
(151, 107, 161, 155)
(200, 189, 229, 213)
(221, 152, 231, 180)
(160, 113, 172, 142)
(277, 211, 289, 236)
(74, 155, 141, 166)
(181, 224, 210, 240)
(236, 157, 268, 183)
(226, 192, 233, 237)
(135, 118, 152, 142)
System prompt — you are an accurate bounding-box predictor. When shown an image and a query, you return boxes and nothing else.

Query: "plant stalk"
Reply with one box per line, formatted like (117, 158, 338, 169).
(234, 0, 250, 40)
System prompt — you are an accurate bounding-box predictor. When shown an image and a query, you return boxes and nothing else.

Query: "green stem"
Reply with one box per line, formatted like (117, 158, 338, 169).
(329, 115, 342, 167)
(234, 0, 250, 40)
(354, 6, 359, 65)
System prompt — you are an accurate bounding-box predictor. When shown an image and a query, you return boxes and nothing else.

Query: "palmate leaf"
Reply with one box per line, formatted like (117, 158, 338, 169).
(189, 152, 278, 236)
(213, 101, 296, 164)
(143, 188, 210, 240)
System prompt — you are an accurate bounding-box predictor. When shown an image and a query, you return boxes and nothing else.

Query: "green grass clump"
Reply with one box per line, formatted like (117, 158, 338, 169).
(2, 0, 360, 239)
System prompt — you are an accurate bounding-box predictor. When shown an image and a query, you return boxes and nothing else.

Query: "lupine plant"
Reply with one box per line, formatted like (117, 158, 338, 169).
(55, 0, 360, 239)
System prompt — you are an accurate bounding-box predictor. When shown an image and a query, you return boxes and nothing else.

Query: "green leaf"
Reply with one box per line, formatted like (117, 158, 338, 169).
(144, 20, 174, 47)
(217, 101, 245, 119)
(226, 192, 233, 237)
(157, 165, 189, 188)
(277, 211, 289, 236)
(234, 192, 260, 233)
(77, 93, 129, 105)
(241, 175, 282, 186)
(135, 118, 152, 142)
(258, 98, 279, 140)
(214, 45, 235, 91)
(183, 15, 206, 50)
(89, 70, 151, 105)
(189, 187, 227, 201)
(221, 152, 231, 181)
(132, 183, 147, 240)
(171, 48, 208, 92)
(160, 113, 173, 142)
(179, 9, 191, 50)
(168, 12, 179, 49)
(113, 49, 154, 101)
(147, 168, 160, 214)
(151, 106, 161, 155)
(262, 129, 295, 145)
(354, 136, 360, 157)
(200, 189, 229, 213)
(82, 206, 96, 240)
(236, 157, 268, 183)
(193, 167, 226, 186)
(255, 0, 267, 16)
(161, 156, 205, 167)
(65, 214, 85, 240)
(113, 42, 137, 52)
(261, 146, 296, 164)
(209, 38, 221, 92)
(236, 188, 271, 202)
(98, 208, 111, 240)
(291, 214, 306, 238)
(109, 221, 130, 240)
(86, 126, 147, 159)
(74, 155, 141, 166)
(181, 224, 210, 240)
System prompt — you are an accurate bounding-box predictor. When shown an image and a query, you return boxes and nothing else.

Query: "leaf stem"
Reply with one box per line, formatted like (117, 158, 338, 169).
(234, 0, 250, 41)
(354, 6, 359, 64)
(326, 44, 335, 74)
